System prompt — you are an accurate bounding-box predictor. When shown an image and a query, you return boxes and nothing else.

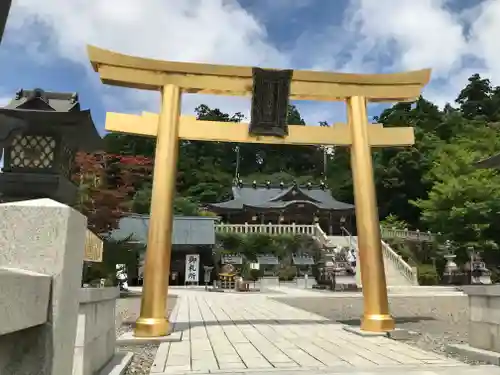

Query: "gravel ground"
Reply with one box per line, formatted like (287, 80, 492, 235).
(275, 295, 486, 364)
(115, 292, 177, 375)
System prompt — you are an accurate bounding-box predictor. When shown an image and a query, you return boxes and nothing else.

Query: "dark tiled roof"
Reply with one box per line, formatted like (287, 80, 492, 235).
(0, 88, 101, 152)
(208, 183, 354, 211)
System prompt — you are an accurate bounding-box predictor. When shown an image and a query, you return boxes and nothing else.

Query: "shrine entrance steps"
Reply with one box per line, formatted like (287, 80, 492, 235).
(325, 235, 416, 288)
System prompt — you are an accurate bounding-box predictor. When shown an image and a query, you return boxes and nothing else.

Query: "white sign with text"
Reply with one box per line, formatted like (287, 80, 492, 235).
(185, 254, 200, 283)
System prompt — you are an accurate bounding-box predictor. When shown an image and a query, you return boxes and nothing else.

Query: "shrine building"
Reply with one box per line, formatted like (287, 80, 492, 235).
(207, 180, 355, 235)
(110, 215, 218, 285)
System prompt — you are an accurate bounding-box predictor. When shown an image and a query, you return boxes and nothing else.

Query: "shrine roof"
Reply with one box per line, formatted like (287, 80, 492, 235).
(208, 182, 354, 211)
(110, 215, 219, 246)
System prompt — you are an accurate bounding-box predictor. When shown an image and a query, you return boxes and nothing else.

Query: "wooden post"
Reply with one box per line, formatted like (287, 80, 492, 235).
(135, 84, 181, 337)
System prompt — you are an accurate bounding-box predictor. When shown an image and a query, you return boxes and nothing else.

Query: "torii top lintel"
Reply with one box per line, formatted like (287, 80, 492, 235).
(87, 45, 431, 103)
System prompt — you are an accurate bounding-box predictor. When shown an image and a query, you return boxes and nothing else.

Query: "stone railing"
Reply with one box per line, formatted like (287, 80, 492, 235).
(313, 223, 329, 248)
(0, 199, 126, 375)
(215, 223, 435, 242)
(380, 227, 435, 242)
(341, 227, 418, 286)
(380, 240, 419, 285)
(215, 223, 317, 236)
(215, 222, 329, 248)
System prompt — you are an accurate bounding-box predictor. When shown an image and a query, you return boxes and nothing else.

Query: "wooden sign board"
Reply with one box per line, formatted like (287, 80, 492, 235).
(84, 229, 103, 262)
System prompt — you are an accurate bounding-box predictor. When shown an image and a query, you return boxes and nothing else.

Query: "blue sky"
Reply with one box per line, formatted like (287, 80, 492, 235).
(1, 0, 499, 138)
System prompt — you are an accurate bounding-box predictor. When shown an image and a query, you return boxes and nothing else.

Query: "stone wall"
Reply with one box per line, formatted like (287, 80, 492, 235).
(296, 276, 317, 289)
(0, 199, 86, 375)
(73, 287, 120, 375)
(259, 276, 279, 288)
(463, 285, 500, 352)
(0, 199, 121, 375)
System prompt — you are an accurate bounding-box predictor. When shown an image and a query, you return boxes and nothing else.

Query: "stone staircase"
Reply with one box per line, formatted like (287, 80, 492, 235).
(331, 232, 418, 287)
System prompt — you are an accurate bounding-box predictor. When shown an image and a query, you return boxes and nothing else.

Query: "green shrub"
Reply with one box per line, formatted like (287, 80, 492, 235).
(278, 266, 297, 281)
(215, 233, 321, 263)
(489, 267, 500, 284)
(418, 264, 439, 285)
(248, 268, 264, 281)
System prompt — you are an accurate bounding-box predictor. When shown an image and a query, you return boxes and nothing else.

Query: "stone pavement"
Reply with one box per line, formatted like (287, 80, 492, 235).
(150, 288, 500, 374)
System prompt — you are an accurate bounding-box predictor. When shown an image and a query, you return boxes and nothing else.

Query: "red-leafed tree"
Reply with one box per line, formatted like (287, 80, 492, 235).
(72, 152, 153, 235)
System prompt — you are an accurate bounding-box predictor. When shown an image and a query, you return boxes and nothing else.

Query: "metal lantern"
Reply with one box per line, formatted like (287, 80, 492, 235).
(0, 88, 101, 204)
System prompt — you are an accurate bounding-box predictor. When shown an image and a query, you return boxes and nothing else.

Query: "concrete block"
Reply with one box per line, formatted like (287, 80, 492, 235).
(0, 199, 87, 375)
(0, 267, 51, 335)
(116, 331, 182, 346)
(447, 343, 500, 366)
(469, 321, 493, 351)
(74, 287, 120, 375)
(470, 296, 487, 322)
(342, 325, 413, 340)
(97, 352, 133, 375)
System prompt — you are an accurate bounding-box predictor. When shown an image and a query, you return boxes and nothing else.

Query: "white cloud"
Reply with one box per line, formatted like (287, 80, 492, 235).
(350, 0, 467, 77)
(338, 0, 500, 107)
(4, 0, 500, 120)
(468, 0, 500, 81)
(5, 0, 287, 116)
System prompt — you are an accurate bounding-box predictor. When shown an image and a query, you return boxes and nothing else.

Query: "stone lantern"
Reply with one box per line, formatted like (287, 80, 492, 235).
(442, 240, 457, 284)
(441, 240, 465, 285)
(469, 250, 492, 285)
(0, 88, 101, 205)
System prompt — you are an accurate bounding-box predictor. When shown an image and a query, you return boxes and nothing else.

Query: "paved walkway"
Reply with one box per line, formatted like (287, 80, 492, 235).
(150, 288, 500, 374)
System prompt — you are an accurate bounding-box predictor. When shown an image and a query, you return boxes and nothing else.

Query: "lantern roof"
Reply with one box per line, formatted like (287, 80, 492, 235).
(0, 88, 102, 152)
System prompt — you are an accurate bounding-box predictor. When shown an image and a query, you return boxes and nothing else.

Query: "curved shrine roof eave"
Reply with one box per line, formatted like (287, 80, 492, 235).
(242, 200, 354, 211)
(209, 184, 355, 211)
(206, 200, 244, 210)
(268, 186, 320, 203)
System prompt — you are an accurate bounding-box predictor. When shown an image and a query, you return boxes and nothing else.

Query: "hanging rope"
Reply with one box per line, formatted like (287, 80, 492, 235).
(234, 145, 240, 181)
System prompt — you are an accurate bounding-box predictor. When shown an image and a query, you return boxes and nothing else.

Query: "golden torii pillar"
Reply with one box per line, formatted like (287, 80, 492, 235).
(88, 45, 431, 337)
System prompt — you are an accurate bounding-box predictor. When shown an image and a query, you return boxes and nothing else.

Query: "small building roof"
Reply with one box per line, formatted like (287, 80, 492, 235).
(208, 182, 354, 212)
(221, 253, 243, 264)
(110, 215, 218, 246)
(292, 254, 315, 265)
(257, 254, 279, 265)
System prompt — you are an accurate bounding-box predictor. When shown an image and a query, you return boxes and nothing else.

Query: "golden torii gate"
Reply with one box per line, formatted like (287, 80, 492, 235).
(88, 45, 431, 337)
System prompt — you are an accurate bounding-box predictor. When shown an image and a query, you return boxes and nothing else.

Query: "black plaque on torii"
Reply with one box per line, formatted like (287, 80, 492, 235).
(249, 67, 293, 137)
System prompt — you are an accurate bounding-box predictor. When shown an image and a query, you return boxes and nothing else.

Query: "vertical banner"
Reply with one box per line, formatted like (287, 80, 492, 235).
(84, 229, 103, 262)
(185, 254, 200, 283)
